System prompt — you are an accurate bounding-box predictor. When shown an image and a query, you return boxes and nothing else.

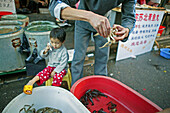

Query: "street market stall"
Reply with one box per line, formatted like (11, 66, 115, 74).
(110, 5, 167, 61)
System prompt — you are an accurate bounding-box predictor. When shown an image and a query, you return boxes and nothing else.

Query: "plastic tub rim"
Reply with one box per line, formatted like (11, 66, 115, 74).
(25, 24, 59, 32)
(1, 14, 28, 20)
(0, 11, 13, 14)
(28, 20, 56, 26)
(0, 25, 23, 38)
(160, 48, 170, 54)
(160, 48, 170, 59)
(24, 24, 59, 35)
(0, 20, 24, 26)
(0, 11, 13, 18)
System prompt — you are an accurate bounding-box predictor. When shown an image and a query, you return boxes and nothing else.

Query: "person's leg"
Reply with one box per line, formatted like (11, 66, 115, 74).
(27, 0, 38, 13)
(24, 66, 51, 94)
(52, 69, 66, 86)
(19, 0, 23, 8)
(93, 35, 110, 76)
(26, 76, 40, 86)
(35, 66, 52, 86)
(71, 23, 91, 85)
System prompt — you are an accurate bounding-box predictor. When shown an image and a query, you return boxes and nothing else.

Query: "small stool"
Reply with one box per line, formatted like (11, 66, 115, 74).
(45, 68, 72, 90)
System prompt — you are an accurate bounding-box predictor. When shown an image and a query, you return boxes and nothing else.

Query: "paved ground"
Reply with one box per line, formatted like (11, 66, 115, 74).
(0, 50, 170, 112)
(107, 51, 170, 110)
(0, 13, 170, 112)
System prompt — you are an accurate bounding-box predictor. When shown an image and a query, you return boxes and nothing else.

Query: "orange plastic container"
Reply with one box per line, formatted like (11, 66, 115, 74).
(71, 76, 162, 113)
(0, 11, 12, 19)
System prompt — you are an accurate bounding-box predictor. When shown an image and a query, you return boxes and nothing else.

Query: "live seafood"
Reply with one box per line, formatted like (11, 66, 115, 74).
(79, 89, 117, 113)
(19, 104, 62, 113)
(94, 28, 118, 48)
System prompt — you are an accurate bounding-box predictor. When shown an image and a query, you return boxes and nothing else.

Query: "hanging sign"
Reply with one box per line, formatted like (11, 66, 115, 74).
(116, 10, 164, 61)
(0, 0, 16, 13)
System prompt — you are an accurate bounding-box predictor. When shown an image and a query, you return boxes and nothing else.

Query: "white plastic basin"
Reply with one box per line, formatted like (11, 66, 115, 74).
(2, 86, 90, 113)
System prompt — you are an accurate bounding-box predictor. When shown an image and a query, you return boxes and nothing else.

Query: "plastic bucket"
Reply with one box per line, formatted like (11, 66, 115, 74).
(71, 76, 162, 113)
(1, 14, 29, 27)
(27, 21, 56, 27)
(139, 0, 146, 4)
(0, 11, 12, 19)
(24, 24, 59, 54)
(0, 20, 24, 28)
(2, 86, 90, 113)
(157, 25, 166, 37)
(0, 26, 26, 72)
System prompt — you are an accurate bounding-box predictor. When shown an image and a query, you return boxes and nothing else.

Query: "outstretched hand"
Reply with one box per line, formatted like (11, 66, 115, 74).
(89, 13, 111, 38)
(113, 24, 129, 41)
(39, 1, 48, 6)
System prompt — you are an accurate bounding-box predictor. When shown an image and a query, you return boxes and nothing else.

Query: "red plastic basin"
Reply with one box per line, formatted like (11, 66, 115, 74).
(71, 76, 162, 113)
(0, 11, 12, 19)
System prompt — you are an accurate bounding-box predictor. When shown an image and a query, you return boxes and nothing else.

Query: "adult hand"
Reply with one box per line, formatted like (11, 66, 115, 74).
(89, 13, 111, 38)
(147, 1, 159, 7)
(39, 1, 47, 6)
(50, 70, 56, 77)
(113, 24, 129, 41)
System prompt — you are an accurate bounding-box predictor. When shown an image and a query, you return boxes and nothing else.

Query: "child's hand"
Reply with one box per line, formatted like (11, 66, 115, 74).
(46, 43, 51, 51)
(43, 43, 51, 54)
(50, 70, 56, 77)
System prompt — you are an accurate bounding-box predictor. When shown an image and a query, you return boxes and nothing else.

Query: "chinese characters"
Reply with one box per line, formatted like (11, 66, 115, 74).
(135, 13, 160, 21)
(0, 0, 12, 8)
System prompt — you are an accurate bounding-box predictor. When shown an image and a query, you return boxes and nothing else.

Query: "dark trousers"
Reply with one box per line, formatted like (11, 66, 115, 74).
(27, 0, 39, 13)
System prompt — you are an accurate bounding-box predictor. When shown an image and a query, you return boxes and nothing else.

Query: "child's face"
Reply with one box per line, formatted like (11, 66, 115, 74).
(50, 37, 63, 49)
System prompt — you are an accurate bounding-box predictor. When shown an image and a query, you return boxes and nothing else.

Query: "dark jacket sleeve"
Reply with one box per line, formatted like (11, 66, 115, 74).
(49, 0, 79, 17)
(121, 0, 136, 42)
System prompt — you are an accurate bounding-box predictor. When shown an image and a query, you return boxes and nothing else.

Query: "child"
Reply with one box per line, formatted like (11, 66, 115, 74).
(23, 28, 69, 94)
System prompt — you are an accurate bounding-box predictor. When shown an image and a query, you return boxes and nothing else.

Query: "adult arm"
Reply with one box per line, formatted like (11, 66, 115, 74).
(62, 7, 111, 37)
(49, 0, 111, 37)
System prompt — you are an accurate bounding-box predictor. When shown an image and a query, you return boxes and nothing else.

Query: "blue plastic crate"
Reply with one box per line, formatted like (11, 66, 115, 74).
(160, 48, 170, 59)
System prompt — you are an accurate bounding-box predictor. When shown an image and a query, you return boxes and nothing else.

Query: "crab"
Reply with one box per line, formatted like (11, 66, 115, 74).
(19, 104, 62, 113)
(94, 28, 118, 48)
(36, 107, 62, 113)
(19, 104, 36, 113)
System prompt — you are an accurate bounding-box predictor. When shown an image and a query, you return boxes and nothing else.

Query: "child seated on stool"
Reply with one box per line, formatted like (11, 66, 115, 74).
(23, 27, 69, 94)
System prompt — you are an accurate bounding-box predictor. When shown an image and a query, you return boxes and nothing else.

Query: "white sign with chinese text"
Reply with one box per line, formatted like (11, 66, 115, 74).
(0, 0, 16, 13)
(116, 10, 164, 61)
